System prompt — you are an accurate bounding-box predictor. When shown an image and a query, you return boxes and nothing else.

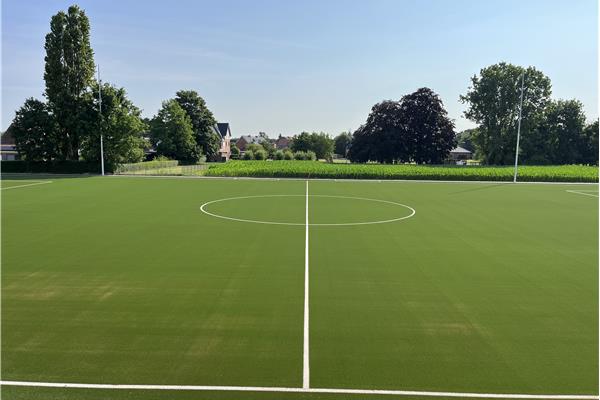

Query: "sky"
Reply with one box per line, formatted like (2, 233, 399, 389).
(2, 0, 598, 137)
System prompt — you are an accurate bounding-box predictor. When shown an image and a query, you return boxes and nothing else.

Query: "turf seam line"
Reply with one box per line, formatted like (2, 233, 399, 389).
(0, 181, 53, 190)
(303, 180, 310, 389)
(1, 381, 597, 399)
(565, 190, 599, 198)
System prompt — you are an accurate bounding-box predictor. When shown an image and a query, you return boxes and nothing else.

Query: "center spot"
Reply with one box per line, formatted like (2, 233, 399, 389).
(200, 195, 415, 226)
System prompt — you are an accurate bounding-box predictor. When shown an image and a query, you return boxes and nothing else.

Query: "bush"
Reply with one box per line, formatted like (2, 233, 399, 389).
(274, 150, 285, 160)
(243, 150, 255, 160)
(283, 150, 294, 160)
(1, 160, 104, 174)
(254, 149, 268, 160)
(231, 146, 240, 159)
(204, 161, 599, 182)
(294, 151, 307, 160)
(306, 151, 317, 161)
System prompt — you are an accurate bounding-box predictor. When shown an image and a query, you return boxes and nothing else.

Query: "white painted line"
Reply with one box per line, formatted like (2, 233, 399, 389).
(1, 381, 596, 399)
(1, 181, 52, 190)
(566, 190, 599, 198)
(199, 195, 416, 226)
(303, 180, 310, 389)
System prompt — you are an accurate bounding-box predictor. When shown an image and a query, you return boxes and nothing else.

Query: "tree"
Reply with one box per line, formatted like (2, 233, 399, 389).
(348, 100, 407, 163)
(150, 100, 199, 163)
(580, 121, 599, 165)
(257, 133, 276, 158)
(246, 143, 265, 154)
(174, 90, 220, 160)
(290, 132, 333, 159)
(80, 83, 148, 168)
(334, 132, 352, 156)
(399, 88, 456, 164)
(460, 62, 552, 165)
(455, 128, 477, 153)
(44, 5, 96, 160)
(11, 98, 60, 161)
(243, 150, 254, 160)
(231, 145, 240, 159)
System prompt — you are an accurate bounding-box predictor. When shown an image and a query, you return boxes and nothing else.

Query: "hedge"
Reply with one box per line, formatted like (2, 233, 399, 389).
(1, 160, 103, 174)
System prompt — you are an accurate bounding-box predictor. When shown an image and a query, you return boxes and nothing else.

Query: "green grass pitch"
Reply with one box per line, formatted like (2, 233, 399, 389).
(1, 176, 598, 400)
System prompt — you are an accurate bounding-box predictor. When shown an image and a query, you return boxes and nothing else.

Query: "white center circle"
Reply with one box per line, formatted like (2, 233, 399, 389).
(200, 195, 416, 226)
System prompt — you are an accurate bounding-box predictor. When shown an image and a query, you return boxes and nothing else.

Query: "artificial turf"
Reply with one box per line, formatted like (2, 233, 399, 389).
(1, 176, 598, 399)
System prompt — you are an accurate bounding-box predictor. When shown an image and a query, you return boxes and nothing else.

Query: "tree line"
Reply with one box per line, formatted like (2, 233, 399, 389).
(7, 6, 597, 167)
(8, 5, 222, 168)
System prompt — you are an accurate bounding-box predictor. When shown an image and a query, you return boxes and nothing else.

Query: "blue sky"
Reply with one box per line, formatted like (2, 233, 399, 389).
(2, 0, 597, 136)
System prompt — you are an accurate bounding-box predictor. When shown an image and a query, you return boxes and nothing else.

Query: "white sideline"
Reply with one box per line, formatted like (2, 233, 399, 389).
(1, 381, 597, 399)
(565, 190, 599, 198)
(1, 181, 52, 190)
(303, 180, 310, 388)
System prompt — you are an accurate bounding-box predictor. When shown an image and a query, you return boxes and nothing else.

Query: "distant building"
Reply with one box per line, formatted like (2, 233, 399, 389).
(448, 146, 473, 163)
(275, 135, 292, 150)
(213, 122, 232, 161)
(236, 135, 261, 152)
(1, 125, 19, 160)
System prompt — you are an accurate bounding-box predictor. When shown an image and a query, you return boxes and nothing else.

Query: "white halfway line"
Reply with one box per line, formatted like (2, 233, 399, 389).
(1, 181, 52, 190)
(1, 381, 597, 399)
(303, 180, 310, 389)
(565, 190, 599, 198)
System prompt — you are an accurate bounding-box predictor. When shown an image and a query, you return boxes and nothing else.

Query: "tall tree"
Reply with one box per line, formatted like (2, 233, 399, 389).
(10, 98, 60, 161)
(399, 88, 456, 164)
(44, 5, 95, 160)
(150, 100, 199, 163)
(460, 62, 551, 165)
(580, 121, 599, 165)
(80, 83, 148, 168)
(334, 132, 352, 157)
(174, 90, 220, 160)
(291, 132, 334, 159)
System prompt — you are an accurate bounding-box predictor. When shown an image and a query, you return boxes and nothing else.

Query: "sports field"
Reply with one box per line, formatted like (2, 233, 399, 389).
(1, 176, 598, 400)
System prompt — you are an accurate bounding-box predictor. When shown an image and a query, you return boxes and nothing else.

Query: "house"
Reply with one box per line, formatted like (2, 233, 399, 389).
(213, 122, 232, 161)
(275, 135, 292, 150)
(1, 125, 19, 161)
(235, 135, 261, 152)
(448, 146, 473, 163)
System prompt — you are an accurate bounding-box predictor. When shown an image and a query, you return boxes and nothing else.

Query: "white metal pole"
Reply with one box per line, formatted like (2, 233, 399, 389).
(98, 65, 105, 176)
(513, 73, 525, 183)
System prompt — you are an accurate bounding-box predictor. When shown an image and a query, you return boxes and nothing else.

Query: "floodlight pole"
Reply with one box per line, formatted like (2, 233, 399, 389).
(98, 65, 105, 176)
(513, 73, 525, 183)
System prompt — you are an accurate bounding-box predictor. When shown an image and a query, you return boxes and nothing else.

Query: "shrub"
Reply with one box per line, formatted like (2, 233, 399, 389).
(294, 151, 307, 160)
(243, 150, 255, 160)
(306, 151, 317, 161)
(254, 149, 268, 160)
(274, 150, 285, 160)
(283, 150, 294, 160)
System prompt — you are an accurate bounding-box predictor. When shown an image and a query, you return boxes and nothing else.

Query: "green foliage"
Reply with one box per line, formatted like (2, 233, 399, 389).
(254, 149, 268, 160)
(44, 5, 96, 160)
(174, 90, 220, 160)
(273, 150, 285, 160)
(293, 151, 307, 160)
(150, 100, 200, 163)
(460, 63, 552, 165)
(455, 128, 477, 153)
(580, 121, 599, 165)
(246, 143, 265, 154)
(242, 150, 254, 160)
(291, 132, 334, 159)
(205, 161, 597, 182)
(80, 83, 147, 168)
(334, 132, 352, 156)
(283, 150, 294, 160)
(348, 88, 455, 164)
(230, 145, 240, 159)
(11, 98, 60, 161)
